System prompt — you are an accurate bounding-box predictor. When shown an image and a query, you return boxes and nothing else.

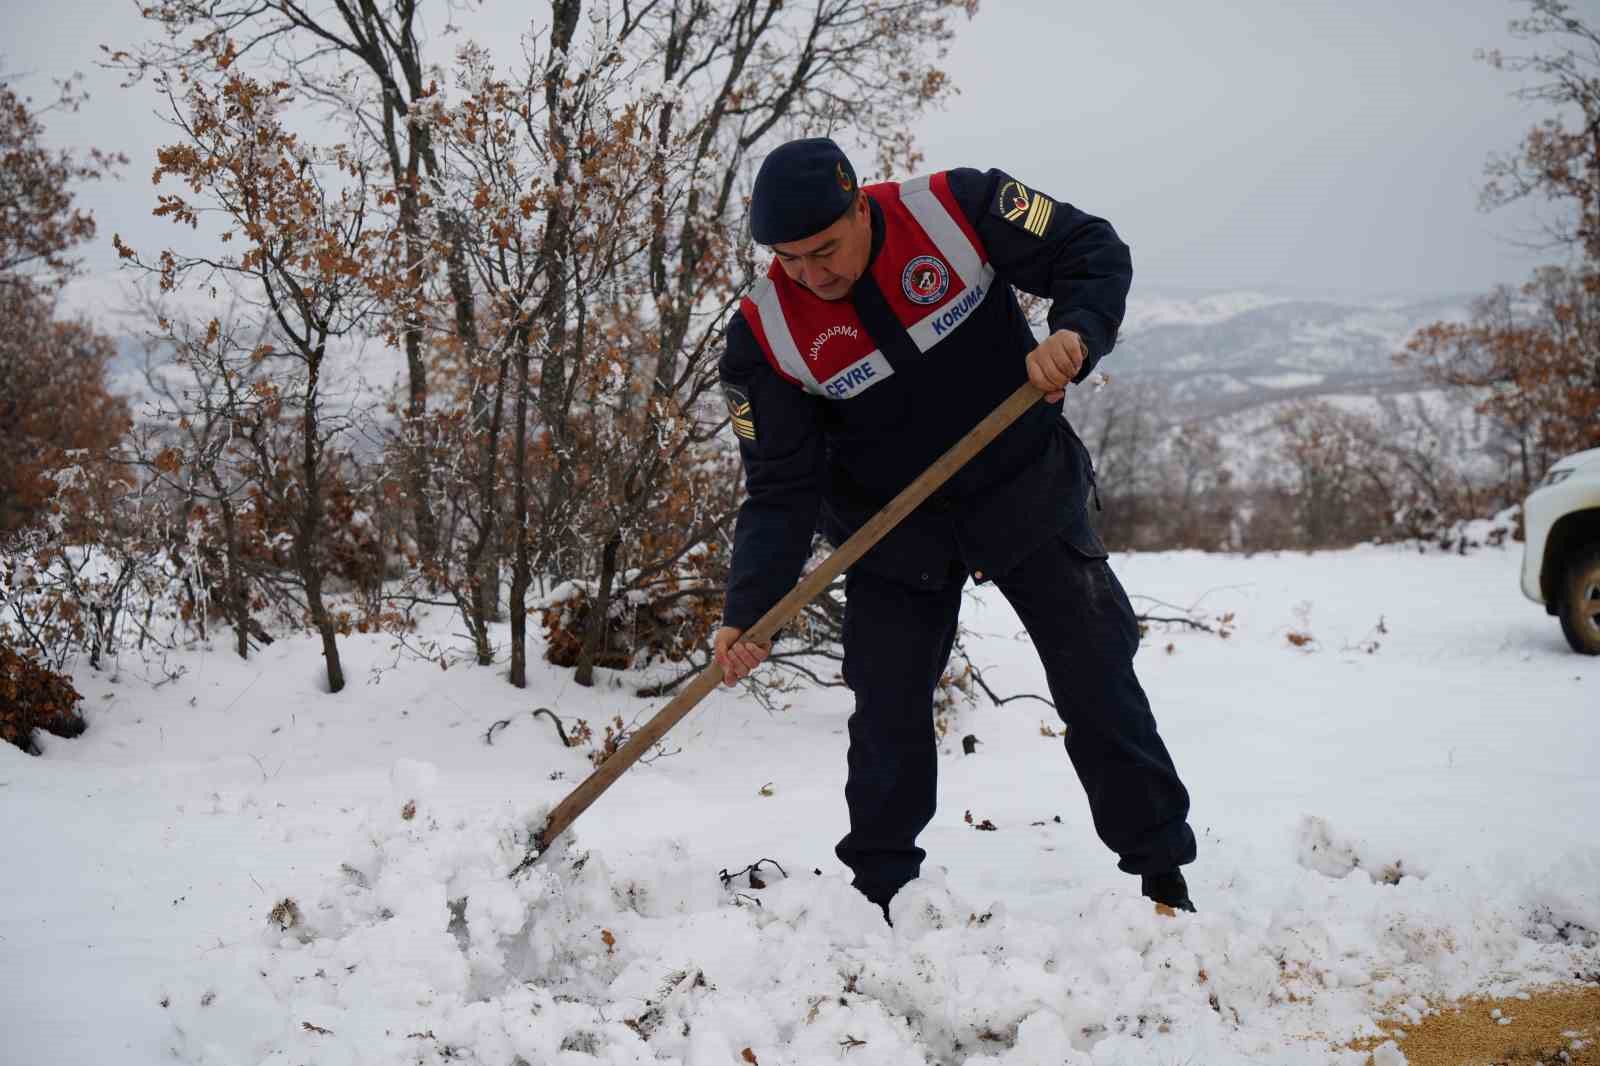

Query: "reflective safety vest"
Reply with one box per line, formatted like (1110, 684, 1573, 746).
(739, 173, 996, 401)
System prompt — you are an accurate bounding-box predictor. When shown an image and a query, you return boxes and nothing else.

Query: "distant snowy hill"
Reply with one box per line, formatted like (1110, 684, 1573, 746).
(106, 288, 1473, 427)
(1111, 287, 1471, 422)
(105, 288, 1485, 485)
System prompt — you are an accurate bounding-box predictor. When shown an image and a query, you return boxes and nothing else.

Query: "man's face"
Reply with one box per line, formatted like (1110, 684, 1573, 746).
(771, 194, 872, 301)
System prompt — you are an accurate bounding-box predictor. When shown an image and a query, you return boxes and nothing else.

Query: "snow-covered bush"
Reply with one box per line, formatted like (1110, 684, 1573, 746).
(0, 452, 201, 674)
(0, 640, 85, 754)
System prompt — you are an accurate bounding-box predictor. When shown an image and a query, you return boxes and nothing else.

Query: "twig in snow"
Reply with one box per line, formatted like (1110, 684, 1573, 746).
(150, 659, 188, 689)
(219, 671, 264, 714)
(248, 753, 283, 782)
(967, 662, 1055, 711)
(1130, 585, 1252, 615)
(531, 706, 572, 747)
(718, 858, 787, 891)
(637, 743, 681, 765)
(1138, 613, 1216, 633)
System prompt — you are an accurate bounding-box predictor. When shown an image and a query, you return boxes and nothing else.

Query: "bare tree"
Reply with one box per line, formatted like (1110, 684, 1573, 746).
(115, 0, 483, 569)
(1479, 0, 1600, 262)
(130, 307, 281, 659)
(1397, 1, 1600, 497)
(1404, 272, 1600, 500)
(429, 1, 978, 686)
(114, 61, 387, 692)
(108, 1, 980, 695)
(1063, 377, 1167, 547)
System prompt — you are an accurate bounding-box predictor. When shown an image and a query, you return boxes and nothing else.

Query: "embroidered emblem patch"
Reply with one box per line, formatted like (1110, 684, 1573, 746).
(996, 178, 1055, 238)
(723, 382, 756, 442)
(901, 255, 951, 306)
(836, 161, 853, 193)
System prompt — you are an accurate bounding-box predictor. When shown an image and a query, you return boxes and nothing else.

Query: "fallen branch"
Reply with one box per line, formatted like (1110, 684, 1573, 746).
(1138, 613, 1216, 633)
(967, 661, 1055, 711)
(718, 858, 787, 891)
(531, 706, 572, 747)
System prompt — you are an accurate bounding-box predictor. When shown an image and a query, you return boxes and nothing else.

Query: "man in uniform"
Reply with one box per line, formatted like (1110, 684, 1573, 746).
(712, 137, 1197, 918)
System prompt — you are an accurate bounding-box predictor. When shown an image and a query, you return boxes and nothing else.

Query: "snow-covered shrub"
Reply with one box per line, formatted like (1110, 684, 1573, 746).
(0, 640, 86, 754)
(0, 454, 202, 673)
(538, 578, 711, 676)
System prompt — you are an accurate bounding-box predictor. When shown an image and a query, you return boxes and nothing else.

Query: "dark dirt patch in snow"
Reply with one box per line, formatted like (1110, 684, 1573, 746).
(1352, 984, 1600, 1065)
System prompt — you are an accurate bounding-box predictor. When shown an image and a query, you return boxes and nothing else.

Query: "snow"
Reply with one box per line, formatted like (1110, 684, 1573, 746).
(1119, 290, 1287, 332)
(1245, 372, 1325, 389)
(2, 544, 1597, 1065)
(1370, 1041, 1407, 1066)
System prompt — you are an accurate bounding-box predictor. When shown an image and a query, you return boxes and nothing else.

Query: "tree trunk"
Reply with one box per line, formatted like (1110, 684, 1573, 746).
(508, 323, 533, 689)
(574, 532, 621, 688)
(394, 163, 439, 573)
(221, 496, 249, 660)
(205, 462, 251, 660)
(297, 348, 344, 694)
(354, 0, 441, 576)
(464, 345, 510, 666)
(530, 0, 582, 582)
(89, 606, 103, 671)
(508, 549, 530, 687)
(307, 568, 346, 694)
(442, 209, 500, 630)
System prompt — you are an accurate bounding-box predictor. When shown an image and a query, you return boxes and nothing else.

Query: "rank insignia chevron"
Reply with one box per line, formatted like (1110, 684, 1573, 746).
(996, 178, 1055, 238)
(723, 383, 756, 442)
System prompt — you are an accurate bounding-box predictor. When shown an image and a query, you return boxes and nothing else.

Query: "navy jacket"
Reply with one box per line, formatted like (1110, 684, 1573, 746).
(720, 167, 1132, 631)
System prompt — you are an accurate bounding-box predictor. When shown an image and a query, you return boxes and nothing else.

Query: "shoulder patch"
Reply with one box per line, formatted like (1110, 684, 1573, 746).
(723, 382, 756, 442)
(993, 178, 1056, 238)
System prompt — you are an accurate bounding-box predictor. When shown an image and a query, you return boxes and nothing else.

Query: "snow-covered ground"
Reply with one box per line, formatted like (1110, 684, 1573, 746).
(3, 544, 1597, 1065)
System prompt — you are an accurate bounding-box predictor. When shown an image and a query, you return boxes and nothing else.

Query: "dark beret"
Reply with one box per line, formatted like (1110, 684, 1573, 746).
(749, 137, 859, 246)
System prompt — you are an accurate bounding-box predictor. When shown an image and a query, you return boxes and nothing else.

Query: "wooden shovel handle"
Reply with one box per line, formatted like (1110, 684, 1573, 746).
(521, 381, 1044, 869)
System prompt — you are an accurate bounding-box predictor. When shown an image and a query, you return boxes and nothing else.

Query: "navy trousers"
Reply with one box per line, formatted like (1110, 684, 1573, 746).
(834, 532, 1197, 905)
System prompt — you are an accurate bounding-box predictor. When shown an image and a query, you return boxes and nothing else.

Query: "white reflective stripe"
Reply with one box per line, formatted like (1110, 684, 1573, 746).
(905, 264, 996, 353)
(750, 276, 821, 392)
(819, 350, 894, 399)
(899, 175, 983, 289)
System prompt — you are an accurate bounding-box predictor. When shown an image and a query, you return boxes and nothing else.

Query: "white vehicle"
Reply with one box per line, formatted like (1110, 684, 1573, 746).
(1522, 446, 1600, 655)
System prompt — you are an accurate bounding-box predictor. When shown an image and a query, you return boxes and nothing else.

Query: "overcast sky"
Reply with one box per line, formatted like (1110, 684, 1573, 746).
(920, 0, 1564, 299)
(5, 0, 1567, 318)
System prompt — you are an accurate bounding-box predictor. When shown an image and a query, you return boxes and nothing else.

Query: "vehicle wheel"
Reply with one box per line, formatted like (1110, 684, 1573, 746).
(1557, 546, 1600, 655)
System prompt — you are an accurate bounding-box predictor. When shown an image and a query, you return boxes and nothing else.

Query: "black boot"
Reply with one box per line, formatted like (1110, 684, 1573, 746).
(1141, 870, 1196, 913)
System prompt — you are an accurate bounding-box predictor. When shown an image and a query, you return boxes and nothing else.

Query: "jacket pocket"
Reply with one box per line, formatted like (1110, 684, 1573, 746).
(1060, 518, 1109, 561)
(1058, 418, 1102, 511)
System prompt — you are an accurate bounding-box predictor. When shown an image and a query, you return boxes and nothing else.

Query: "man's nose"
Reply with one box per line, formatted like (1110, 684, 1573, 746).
(802, 258, 831, 289)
